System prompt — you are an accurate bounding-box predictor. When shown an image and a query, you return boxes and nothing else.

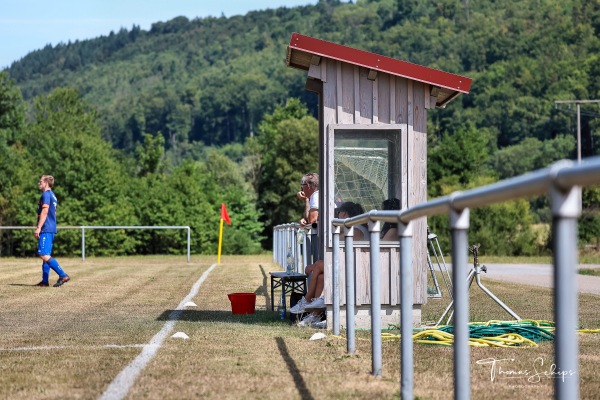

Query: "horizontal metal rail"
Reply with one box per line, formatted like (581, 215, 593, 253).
(0, 225, 191, 263)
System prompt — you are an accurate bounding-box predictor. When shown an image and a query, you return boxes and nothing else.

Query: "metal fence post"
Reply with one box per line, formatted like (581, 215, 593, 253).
(368, 219, 382, 377)
(272, 227, 277, 264)
(332, 225, 341, 335)
(551, 183, 581, 400)
(277, 227, 282, 266)
(344, 225, 355, 355)
(81, 227, 85, 262)
(302, 228, 308, 270)
(295, 228, 301, 273)
(450, 207, 470, 400)
(187, 227, 191, 264)
(288, 224, 296, 270)
(398, 221, 413, 399)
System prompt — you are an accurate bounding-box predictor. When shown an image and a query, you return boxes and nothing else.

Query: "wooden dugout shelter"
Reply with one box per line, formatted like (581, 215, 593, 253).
(286, 33, 472, 327)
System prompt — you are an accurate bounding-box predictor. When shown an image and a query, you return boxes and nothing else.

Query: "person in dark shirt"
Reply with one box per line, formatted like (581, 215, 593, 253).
(35, 175, 70, 287)
(336, 201, 367, 240)
(381, 197, 400, 240)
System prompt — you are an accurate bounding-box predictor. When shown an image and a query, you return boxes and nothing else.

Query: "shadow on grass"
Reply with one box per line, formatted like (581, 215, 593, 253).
(156, 309, 292, 325)
(258, 264, 271, 309)
(275, 336, 315, 400)
(5, 283, 44, 287)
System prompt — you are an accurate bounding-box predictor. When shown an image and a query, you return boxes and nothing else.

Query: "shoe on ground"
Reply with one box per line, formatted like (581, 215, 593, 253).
(53, 275, 70, 287)
(297, 314, 320, 327)
(305, 296, 325, 309)
(290, 297, 308, 314)
(311, 320, 327, 329)
(36, 281, 49, 287)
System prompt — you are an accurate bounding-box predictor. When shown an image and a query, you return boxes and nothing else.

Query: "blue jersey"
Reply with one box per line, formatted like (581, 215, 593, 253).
(38, 190, 58, 233)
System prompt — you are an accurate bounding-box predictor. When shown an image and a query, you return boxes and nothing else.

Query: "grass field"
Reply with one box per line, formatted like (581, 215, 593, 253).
(1, 255, 599, 399)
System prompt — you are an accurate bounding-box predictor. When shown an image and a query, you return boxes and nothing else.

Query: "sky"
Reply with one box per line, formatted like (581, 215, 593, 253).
(0, 0, 319, 69)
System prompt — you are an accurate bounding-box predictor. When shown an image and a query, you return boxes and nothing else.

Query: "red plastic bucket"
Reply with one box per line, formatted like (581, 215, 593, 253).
(228, 293, 256, 314)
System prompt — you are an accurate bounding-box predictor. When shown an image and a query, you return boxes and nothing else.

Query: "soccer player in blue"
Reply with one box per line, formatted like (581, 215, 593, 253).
(35, 175, 70, 287)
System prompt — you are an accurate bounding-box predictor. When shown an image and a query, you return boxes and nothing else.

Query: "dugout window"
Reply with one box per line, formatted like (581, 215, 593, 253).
(325, 125, 405, 247)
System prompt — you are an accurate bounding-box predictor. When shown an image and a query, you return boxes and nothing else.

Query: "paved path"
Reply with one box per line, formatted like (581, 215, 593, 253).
(470, 264, 600, 295)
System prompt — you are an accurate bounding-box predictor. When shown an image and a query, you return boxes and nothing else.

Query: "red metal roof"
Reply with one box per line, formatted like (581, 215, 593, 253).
(286, 33, 472, 107)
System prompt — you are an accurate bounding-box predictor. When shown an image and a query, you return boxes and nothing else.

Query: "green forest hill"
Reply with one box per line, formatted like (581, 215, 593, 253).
(1, 0, 599, 257)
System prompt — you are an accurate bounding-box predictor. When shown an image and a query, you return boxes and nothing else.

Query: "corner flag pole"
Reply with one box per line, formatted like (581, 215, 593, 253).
(218, 203, 231, 264)
(218, 219, 224, 264)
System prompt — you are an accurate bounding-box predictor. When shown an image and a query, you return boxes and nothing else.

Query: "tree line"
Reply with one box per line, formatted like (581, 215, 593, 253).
(2, 71, 598, 257)
(0, 75, 267, 256)
(7, 0, 599, 155)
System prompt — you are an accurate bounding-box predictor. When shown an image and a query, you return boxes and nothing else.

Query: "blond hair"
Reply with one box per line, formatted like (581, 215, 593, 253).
(41, 175, 55, 188)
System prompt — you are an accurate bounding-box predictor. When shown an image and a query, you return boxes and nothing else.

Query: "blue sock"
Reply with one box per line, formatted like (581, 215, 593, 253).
(42, 262, 50, 283)
(47, 257, 67, 278)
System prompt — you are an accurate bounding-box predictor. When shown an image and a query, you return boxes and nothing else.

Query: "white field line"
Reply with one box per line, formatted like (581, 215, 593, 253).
(0, 344, 147, 351)
(99, 263, 218, 400)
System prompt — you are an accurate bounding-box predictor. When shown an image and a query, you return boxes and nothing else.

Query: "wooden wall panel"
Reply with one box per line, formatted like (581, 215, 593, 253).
(412, 82, 428, 304)
(340, 62, 355, 124)
(322, 59, 337, 252)
(321, 60, 335, 305)
(337, 246, 347, 305)
(356, 248, 370, 305)
(377, 73, 390, 124)
(354, 67, 360, 124)
(390, 246, 400, 305)
(380, 248, 390, 304)
(358, 68, 373, 124)
(396, 78, 409, 210)
(390, 76, 396, 124)
(372, 76, 378, 124)
(335, 63, 342, 123)
(395, 77, 409, 126)
(322, 59, 337, 127)
(407, 80, 415, 217)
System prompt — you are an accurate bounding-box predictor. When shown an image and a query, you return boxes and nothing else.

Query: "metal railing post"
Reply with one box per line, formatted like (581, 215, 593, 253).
(287, 225, 293, 271)
(399, 221, 413, 399)
(344, 225, 355, 355)
(295, 228, 302, 273)
(187, 227, 191, 263)
(450, 207, 471, 400)
(551, 183, 581, 400)
(332, 225, 341, 335)
(272, 227, 277, 263)
(368, 219, 382, 377)
(276, 227, 282, 265)
(81, 227, 85, 262)
(302, 228, 308, 270)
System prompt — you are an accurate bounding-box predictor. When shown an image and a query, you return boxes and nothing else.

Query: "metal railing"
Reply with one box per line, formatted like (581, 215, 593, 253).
(272, 223, 316, 272)
(0, 225, 191, 263)
(327, 157, 600, 400)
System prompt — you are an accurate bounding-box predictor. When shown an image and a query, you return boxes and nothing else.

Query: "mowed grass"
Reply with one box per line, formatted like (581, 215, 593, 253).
(0, 255, 599, 399)
(579, 268, 600, 277)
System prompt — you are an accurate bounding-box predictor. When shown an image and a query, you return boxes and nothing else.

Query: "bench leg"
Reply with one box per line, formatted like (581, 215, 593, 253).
(271, 276, 275, 311)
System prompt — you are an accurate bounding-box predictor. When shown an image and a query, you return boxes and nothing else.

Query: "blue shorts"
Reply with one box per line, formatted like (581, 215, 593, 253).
(37, 233, 55, 256)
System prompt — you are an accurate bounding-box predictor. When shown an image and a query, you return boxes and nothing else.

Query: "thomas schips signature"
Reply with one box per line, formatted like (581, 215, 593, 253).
(476, 357, 576, 383)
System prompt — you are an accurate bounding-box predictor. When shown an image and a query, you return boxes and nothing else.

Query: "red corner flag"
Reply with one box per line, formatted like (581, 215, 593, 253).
(221, 203, 231, 225)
